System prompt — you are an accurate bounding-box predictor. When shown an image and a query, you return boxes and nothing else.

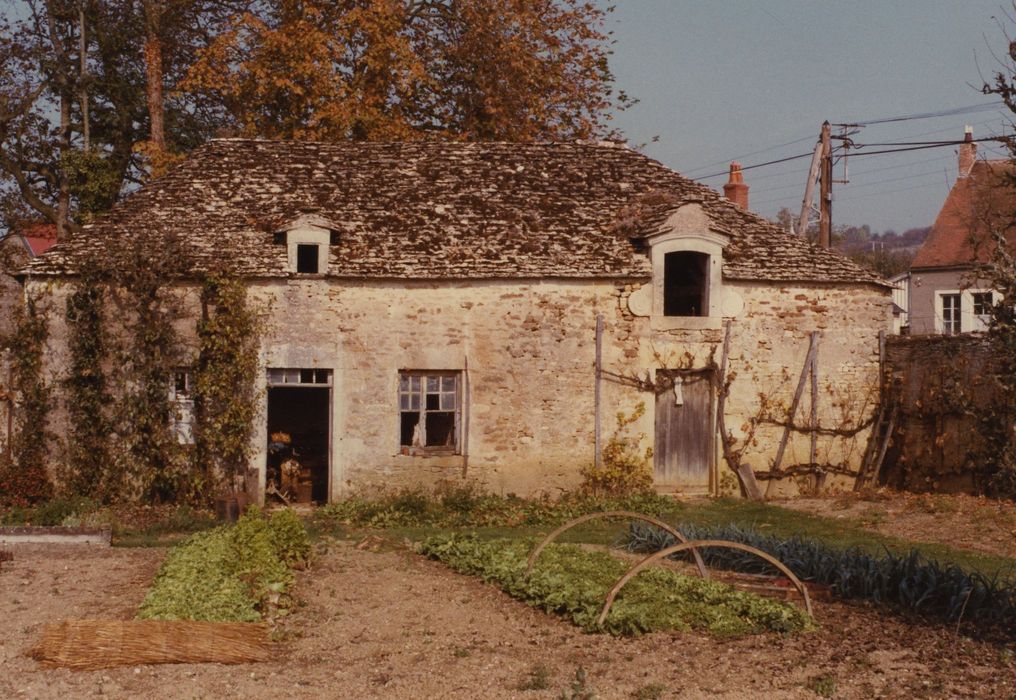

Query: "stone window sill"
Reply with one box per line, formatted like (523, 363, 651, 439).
(650, 315, 723, 331)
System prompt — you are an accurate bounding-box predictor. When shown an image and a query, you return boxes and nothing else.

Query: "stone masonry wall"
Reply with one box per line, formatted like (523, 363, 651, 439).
(26, 276, 889, 499)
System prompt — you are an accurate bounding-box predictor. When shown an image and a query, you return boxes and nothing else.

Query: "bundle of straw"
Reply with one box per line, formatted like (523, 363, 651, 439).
(30, 619, 269, 670)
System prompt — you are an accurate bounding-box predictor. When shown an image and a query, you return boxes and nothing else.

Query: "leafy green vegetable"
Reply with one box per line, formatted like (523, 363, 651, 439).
(418, 535, 813, 637)
(137, 507, 309, 622)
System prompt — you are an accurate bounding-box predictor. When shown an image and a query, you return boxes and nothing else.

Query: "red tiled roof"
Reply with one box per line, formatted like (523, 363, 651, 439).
(20, 222, 58, 258)
(912, 160, 1016, 270)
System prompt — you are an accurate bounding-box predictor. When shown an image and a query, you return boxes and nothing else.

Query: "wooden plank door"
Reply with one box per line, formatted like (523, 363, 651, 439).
(654, 371, 713, 489)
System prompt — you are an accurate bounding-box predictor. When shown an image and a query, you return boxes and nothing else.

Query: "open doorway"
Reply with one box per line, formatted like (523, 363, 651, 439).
(266, 368, 331, 504)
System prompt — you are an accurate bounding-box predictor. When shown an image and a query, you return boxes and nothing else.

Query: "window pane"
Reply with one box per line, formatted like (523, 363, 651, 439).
(401, 412, 420, 446)
(296, 244, 319, 273)
(300, 369, 314, 384)
(425, 412, 455, 447)
(427, 376, 439, 392)
(410, 394, 421, 410)
(441, 376, 456, 392)
(664, 251, 709, 317)
(399, 374, 409, 392)
(426, 393, 440, 410)
(440, 392, 456, 410)
(400, 394, 410, 410)
(411, 375, 421, 391)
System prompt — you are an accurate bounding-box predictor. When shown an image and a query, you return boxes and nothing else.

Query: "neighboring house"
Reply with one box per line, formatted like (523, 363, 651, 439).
(22, 140, 890, 500)
(888, 271, 910, 334)
(909, 128, 1012, 335)
(1, 223, 58, 452)
(1, 222, 57, 336)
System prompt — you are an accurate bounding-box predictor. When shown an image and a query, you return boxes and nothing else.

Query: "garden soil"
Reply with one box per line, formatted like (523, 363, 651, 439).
(2, 536, 1014, 699)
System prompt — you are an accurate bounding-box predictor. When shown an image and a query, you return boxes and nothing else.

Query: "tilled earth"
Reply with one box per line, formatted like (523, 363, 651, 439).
(1, 539, 1014, 699)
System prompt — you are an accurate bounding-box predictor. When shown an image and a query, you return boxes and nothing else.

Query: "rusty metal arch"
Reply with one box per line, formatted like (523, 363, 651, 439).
(597, 539, 813, 627)
(524, 511, 709, 580)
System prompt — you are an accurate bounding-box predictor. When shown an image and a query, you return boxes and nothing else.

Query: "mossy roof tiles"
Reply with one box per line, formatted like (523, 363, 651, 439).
(25, 139, 883, 286)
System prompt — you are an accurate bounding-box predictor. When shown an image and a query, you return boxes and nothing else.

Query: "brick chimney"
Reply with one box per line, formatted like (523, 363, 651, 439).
(723, 162, 749, 209)
(958, 125, 976, 178)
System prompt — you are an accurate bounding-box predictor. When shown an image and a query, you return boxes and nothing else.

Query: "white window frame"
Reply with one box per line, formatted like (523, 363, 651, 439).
(644, 204, 729, 330)
(170, 369, 195, 445)
(398, 371, 462, 455)
(935, 288, 997, 334)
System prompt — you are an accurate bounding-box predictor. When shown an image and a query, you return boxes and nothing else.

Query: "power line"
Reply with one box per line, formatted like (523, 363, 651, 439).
(693, 150, 816, 180)
(848, 137, 1004, 158)
(840, 101, 1004, 126)
(682, 134, 818, 176)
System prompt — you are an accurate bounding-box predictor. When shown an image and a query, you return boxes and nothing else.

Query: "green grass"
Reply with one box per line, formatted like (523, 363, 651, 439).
(669, 499, 1016, 581)
(376, 497, 1015, 581)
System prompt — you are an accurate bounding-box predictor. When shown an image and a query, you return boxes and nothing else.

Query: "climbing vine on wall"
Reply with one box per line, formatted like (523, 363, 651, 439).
(192, 274, 263, 501)
(105, 233, 188, 503)
(62, 263, 114, 499)
(0, 297, 53, 506)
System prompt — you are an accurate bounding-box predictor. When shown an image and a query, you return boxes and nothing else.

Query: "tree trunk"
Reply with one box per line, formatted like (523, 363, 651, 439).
(79, 4, 89, 151)
(143, 2, 165, 153)
(57, 92, 71, 240)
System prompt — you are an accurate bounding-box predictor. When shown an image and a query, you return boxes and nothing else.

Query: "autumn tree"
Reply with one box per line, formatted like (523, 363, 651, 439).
(181, 0, 630, 141)
(0, 1, 241, 240)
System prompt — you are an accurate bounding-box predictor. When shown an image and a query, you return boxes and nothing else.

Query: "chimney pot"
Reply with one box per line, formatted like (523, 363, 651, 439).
(723, 162, 749, 209)
(958, 125, 976, 177)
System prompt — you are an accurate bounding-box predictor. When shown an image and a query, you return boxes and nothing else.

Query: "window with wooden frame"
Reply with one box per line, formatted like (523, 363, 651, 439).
(170, 369, 195, 445)
(399, 371, 461, 454)
(941, 293, 961, 335)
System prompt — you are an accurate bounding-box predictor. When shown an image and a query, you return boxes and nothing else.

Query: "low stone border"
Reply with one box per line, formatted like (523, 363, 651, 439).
(0, 526, 112, 546)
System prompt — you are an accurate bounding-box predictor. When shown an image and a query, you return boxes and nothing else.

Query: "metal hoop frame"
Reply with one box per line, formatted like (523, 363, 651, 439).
(596, 538, 813, 627)
(524, 511, 709, 580)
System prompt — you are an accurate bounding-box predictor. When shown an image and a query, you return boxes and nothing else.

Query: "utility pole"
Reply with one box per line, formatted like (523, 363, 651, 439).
(796, 139, 823, 238)
(819, 121, 832, 249)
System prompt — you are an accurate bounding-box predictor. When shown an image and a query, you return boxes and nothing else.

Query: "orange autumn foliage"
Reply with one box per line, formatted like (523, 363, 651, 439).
(180, 0, 629, 141)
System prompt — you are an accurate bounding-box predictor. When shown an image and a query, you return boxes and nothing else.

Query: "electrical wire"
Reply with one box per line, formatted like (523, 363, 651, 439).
(693, 150, 816, 180)
(840, 101, 1004, 126)
(681, 134, 818, 176)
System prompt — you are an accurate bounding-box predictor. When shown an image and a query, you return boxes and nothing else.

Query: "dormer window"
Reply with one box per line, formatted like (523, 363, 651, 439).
(276, 213, 339, 275)
(296, 244, 320, 274)
(664, 251, 709, 317)
(637, 203, 729, 330)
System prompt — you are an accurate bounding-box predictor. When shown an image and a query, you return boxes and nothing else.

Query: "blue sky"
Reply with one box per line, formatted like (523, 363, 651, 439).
(602, 1, 1015, 232)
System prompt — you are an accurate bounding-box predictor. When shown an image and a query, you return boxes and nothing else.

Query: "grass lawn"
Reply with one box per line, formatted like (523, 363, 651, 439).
(376, 498, 1016, 581)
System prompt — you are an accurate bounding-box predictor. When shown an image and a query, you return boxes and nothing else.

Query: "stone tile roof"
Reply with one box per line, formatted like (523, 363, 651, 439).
(26, 139, 883, 285)
(912, 160, 1016, 270)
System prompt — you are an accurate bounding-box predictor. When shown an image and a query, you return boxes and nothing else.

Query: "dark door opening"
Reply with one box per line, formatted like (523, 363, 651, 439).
(267, 387, 330, 504)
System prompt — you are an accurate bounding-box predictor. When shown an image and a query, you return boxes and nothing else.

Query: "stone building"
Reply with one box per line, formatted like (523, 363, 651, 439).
(22, 140, 890, 500)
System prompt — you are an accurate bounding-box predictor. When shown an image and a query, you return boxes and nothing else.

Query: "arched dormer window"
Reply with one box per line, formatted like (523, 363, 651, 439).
(638, 203, 729, 330)
(664, 250, 709, 316)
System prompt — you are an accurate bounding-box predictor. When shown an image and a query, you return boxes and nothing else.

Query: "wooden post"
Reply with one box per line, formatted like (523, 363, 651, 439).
(797, 139, 824, 236)
(772, 333, 818, 474)
(594, 314, 603, 469)
(809, 332, 820, 466)
(819, 121, 833, 248)
(716, 321, 763, 501)
(462, 355, 470, 478)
